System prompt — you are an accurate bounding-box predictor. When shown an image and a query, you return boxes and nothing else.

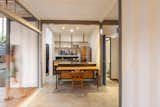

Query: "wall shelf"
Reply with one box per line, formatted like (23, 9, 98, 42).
(55, 41, 88, 44)
(55, 55, 80, 61)
(56, 55, 79, 58)
(55, 47, 80, 50)
(54, 33, 89, 59)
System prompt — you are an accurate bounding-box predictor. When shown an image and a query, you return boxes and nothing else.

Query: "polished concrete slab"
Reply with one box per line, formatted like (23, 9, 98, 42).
(26, 76, 119, 107)
(0, 63, 7, 87)
(0, 88, 37, 107)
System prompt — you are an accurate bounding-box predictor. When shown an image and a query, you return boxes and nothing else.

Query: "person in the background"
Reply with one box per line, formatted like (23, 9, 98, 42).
(4, 45, 26, 101)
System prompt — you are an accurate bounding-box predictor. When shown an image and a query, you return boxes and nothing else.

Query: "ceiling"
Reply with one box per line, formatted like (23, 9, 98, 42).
(17, 0, 118, 21)
(49, 24, 98, 32)
(0, 13, 5, 18)
(48, 24, 99, 36)
(0, 0, 32, 18)
(103, 25, 119, 35)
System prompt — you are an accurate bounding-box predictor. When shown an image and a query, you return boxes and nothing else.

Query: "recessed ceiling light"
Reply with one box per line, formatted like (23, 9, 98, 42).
(62, 26, 65, 30)
(100, 28, 103, 35)
(76, 26, 79, 30)
(70, 29, 74, 33)
(111, 33, 119, 39)
(106, 38, 110, 41)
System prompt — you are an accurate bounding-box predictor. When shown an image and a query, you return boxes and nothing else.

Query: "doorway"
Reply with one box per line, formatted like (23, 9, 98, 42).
(106, 37, 111, 80)
(43, 24, 100, 84)
(103, 25, 120, 84)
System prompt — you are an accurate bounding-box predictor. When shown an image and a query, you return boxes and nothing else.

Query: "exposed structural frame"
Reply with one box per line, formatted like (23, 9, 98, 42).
(15, 0, 39, 21)
(118, 0, 122, 107)
(41, 20, 119, 25)
(37, 21, 43, 88)
(0, 7, 41, 33)
(102, 20, 119, 25)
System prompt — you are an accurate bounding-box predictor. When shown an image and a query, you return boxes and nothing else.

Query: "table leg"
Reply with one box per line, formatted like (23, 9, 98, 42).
(96, 72, 99, 88)
(56, 70, 58, 89)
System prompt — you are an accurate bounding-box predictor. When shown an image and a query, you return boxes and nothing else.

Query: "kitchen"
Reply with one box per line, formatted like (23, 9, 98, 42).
(43, 24, 100, 88)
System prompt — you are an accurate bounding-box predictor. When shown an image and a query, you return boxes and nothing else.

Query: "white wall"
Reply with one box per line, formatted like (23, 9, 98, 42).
(10, 21, 38, 87)
(103, 26, 119, 79)
(105, 39, 110, 74)
(88, 27, 100, 68)
(89, 29, 99, 62)
(111, 37, 119, 79)
(41, 25, 46, 84)
(122, 0, 160, 107)
(45, 26, 54, 76)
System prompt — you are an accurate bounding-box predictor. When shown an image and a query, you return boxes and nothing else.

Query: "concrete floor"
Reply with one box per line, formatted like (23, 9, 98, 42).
(25, 76, 119, 107)
(0, 63, 7, 87)
(0, 88, 37, 107)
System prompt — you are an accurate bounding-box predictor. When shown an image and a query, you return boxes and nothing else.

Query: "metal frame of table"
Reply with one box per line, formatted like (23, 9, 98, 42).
(55, 66, 99, 89)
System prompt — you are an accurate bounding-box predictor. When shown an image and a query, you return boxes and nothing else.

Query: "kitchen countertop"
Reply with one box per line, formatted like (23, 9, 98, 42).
(53, 61, 97, 66)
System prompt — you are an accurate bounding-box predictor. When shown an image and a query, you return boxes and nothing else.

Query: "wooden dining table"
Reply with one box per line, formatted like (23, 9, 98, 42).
(56, 66, 99, 71)
(55, 65, 99, 89)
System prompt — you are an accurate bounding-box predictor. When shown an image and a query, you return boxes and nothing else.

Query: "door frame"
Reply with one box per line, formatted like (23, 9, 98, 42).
(105, 37, 112, 80)
(102, 35, 106, 85)
(118, 0, 122, 107)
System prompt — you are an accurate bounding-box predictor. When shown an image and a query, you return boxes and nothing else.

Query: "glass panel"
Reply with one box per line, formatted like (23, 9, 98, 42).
(0, 15, 7, 87)
(0, 18, 6, 44)
(10, 21, 38, 88)
(0, 12, 38, 101)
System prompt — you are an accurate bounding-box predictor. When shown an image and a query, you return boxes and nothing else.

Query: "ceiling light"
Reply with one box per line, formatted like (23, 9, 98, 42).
(111, 33, 119, 39)
(76, 26, 79, 30)
(70, 29, 74, 33)
(62, 26, 65, 30)
(100, 28, 103, 35)
(106, 38, 110, 41)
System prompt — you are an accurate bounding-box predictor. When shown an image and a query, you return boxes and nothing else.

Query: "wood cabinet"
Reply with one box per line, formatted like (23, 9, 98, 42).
(80, 46, 91, 62)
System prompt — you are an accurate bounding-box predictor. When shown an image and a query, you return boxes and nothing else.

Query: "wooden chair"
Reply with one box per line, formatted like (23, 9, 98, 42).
(71, 70, 84, 88)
